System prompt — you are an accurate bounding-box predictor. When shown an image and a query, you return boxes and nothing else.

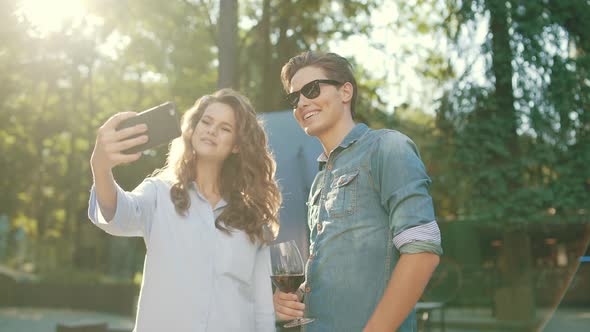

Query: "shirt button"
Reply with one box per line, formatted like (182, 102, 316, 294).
(317, 223, 322, 232)
(326, 164, 333, 171)
(305, 287, 311, 293)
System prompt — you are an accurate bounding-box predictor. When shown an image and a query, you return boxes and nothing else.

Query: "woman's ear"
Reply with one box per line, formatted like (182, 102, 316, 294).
(340, 82, 353, 104)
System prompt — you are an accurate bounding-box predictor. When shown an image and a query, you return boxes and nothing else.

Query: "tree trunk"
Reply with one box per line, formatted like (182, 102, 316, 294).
(486, 0, 535, 321)
(274, 0, 297, 111)
(260, 0, 274, 113)
(218, 0, 238, 89)
(487, 0, 518, 143)
(493, 229, 535, 321)
(65, 64, 83, 270)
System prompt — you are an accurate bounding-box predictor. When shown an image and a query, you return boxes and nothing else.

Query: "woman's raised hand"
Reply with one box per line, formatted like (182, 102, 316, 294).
(91, 112, 148, 173)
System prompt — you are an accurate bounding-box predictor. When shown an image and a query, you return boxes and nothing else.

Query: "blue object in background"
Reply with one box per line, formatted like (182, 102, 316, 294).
(259, 111, 323, 259)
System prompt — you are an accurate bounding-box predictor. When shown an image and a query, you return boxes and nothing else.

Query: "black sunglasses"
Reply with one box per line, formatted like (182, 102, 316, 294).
(285, 79, 342, 108)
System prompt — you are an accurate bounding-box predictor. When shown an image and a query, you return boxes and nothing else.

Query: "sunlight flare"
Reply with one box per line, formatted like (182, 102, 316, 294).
(16, 0, 88, 36)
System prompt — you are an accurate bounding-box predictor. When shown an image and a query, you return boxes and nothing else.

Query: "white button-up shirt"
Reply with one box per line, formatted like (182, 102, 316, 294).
(88, 178, 276, 332)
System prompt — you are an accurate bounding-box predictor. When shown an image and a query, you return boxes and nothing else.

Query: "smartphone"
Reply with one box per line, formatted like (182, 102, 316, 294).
(116, 101, 181, 154)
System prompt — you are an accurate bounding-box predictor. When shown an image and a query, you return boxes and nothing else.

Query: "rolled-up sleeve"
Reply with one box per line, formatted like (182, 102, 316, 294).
(371, 131, 442, 256)
(88, 178, 158, 238)
(253, 245, 276, 332)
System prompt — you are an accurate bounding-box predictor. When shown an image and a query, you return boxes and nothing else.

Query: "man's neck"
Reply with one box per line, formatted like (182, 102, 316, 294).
(318, 118, 356, 158)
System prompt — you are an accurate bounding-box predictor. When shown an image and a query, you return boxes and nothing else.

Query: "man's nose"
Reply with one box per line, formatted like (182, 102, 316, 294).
(297, 94, 310, 110)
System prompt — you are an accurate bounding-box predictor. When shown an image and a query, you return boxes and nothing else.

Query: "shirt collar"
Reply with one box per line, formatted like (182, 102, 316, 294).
(192, 181, 228, 210)
(317, 123, 369, 163)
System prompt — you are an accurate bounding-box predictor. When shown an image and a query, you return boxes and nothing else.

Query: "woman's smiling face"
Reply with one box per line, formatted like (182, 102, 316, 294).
(191, 102, 239, 162)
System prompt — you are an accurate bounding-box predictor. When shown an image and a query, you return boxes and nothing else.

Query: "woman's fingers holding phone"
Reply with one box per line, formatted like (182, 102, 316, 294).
(113, 123, 148, 141)
(96, 112, 148, 148)
(95, 112, 138, 142)
(111, 151, 143, 165)
(108, 135, 149, 154)
(92, 112, 144, 171)
(103, 112, 138, 130)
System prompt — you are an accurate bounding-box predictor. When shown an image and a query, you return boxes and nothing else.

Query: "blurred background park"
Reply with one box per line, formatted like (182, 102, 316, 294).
(0, 0, 589, 331)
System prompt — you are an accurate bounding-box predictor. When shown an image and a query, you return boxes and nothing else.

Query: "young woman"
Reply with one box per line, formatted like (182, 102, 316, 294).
(88, 89, 281, 332)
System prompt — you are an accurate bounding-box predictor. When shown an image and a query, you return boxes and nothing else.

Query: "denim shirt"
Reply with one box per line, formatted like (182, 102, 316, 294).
(302, 124, 442, 332)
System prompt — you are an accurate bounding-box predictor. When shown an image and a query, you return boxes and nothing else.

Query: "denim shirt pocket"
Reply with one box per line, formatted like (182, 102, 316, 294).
(324, 169, 359, 218)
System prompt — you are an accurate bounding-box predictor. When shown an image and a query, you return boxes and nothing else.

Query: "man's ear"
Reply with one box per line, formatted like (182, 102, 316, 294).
(340, 82, 354, 104)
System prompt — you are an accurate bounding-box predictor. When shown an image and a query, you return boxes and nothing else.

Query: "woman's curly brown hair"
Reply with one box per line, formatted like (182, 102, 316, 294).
(155, 89, 281, 244)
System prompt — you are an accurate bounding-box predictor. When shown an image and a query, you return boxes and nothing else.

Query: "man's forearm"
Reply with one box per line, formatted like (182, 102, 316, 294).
(363, 252, 440, 332)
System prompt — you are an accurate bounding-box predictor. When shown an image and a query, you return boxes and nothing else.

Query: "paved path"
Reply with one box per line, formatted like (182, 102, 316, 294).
(0, 307, 133, 332)
(542, 306, 590, 332)
(278, 306, 590, 332)
(423, 306, 590, 332)
(1, 305, 589, 332)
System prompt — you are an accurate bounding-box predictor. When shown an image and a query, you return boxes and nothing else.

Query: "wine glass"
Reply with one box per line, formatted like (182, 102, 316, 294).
(270, 240, 315, 328)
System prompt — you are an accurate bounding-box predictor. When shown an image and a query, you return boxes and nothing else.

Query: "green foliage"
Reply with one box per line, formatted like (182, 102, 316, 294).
(431, 0, 590, 223)
(40, 267, 134, 285)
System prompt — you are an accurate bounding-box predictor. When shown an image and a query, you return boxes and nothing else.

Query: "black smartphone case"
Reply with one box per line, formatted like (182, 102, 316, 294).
(116, 101, 181, 154)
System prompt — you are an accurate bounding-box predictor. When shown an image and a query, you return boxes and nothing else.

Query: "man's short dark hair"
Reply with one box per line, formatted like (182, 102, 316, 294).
(281, 51, 358, 118)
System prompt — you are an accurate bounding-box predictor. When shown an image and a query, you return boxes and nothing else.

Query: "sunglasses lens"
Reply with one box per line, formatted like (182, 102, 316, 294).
(286, 92, 299, 107)
(301, 80, 320, 99)
(286, 80, 326, 107)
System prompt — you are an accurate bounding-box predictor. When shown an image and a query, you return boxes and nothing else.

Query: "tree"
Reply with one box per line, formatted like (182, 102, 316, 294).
(430, 0, 590, 321)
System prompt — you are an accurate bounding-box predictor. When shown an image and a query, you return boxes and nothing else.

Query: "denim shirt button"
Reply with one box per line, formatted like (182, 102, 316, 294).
(317, 223, 322, 232)
(326, 164, 333, 171)
(305, 287, 311, 293)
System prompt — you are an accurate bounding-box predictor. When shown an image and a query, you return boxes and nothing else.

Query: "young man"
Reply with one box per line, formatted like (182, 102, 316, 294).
(273, 51, 442, 332)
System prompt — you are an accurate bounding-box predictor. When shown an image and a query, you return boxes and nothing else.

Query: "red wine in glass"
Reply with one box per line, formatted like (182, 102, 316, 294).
(271, 274, 305, 293)
(270, 240, 315, 328)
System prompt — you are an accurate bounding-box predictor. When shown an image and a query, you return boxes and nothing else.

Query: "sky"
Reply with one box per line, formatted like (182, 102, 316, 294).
(330, 1, 436, 112)
(329, 1, 489, 115)
(16, 0, 89, 36)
